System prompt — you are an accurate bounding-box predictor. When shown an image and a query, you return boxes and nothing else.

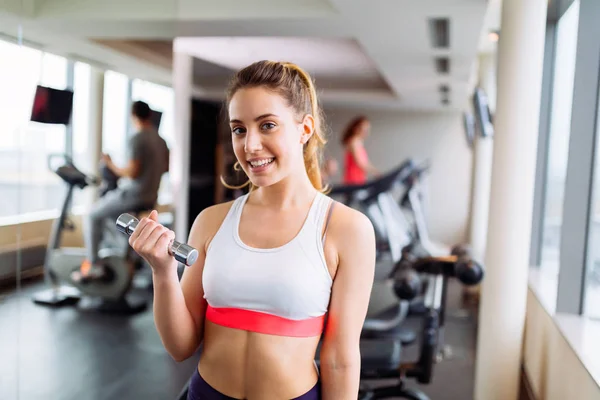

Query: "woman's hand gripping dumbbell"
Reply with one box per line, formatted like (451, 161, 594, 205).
(116, 211, 198, 275)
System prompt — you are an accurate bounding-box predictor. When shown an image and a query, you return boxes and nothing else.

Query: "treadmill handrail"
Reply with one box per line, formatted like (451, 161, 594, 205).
(329, 159, 415, 199)
(48, 153, 99, 188)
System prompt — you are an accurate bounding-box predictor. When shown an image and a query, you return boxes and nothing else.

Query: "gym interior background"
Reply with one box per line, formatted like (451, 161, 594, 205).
(1, 0, 599, 399)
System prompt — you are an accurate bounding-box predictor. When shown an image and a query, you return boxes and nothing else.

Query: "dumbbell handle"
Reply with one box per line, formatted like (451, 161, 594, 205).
(116, 213, 199, 266)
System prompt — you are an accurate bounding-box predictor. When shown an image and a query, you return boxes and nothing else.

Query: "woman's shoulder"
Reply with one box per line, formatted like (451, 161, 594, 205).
(324, 197, 375, 245)
(322, 199, 376, 279)
(188, 198, 241, 248)
(199, 199, 238, 224)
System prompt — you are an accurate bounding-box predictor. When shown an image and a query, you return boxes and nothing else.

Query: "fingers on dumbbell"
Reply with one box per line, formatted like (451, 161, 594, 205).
(129, 218, 147, 248)
(147, 225, 169, 253)
(132, 219, 159, 252)
(154, 229, 175, 258)
(129, 217, 150, 245)
(139, 224, 165, 255)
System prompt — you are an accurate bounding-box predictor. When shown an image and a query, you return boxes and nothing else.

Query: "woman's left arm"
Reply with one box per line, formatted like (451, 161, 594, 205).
(319, 207, 376, 399)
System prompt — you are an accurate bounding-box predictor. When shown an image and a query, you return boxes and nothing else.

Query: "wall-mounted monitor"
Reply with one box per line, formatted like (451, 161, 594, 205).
(472, 87, 494, 138)
(30, 85, 74, 125)
(463, 111, 475, 148)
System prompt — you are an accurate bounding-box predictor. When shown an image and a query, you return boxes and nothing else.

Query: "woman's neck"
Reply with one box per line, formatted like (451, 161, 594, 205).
(251, 172, 317, 209)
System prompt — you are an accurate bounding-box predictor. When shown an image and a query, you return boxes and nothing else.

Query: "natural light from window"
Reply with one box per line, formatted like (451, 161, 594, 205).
(0, 39, 71, 219)
(540, 0, 580, 281)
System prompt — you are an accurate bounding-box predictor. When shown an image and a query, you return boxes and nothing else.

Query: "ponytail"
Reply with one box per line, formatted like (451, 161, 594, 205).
(282, 62, 327, 191)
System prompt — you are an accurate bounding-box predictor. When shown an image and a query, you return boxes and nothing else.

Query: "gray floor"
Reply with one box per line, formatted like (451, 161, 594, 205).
(0, 277, 478, 400)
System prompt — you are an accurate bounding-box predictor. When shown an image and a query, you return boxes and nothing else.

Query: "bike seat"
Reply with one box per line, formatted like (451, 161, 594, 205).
(314, 338, 401, 374)
(363, 303, 407, 331)
(360, 338, 402, 373)
(362, 302, 416, 345)
(363, 324, 417, 346)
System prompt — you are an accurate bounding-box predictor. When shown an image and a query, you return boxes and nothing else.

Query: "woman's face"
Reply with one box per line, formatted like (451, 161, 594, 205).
(359, 120, 371, 138)
(228, 87, 314, 188)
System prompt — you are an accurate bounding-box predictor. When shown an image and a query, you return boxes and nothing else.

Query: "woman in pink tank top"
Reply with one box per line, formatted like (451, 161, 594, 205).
(341, 116, 380, 185)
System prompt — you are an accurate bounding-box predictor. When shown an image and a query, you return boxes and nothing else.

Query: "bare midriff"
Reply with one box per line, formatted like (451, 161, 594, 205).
(197, 320, 321, 400)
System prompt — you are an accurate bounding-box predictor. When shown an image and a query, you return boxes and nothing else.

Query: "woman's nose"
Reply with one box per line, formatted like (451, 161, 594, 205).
(244, 131, 263, 152)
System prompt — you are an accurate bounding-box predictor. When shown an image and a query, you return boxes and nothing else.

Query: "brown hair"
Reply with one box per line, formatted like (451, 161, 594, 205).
(220, 60, 327, 192)
(341, 115, 369, 146)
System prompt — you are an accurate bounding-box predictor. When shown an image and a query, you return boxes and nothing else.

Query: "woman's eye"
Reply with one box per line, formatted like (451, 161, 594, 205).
(261, 122, 276, 131)
(232, 127, 245, 135)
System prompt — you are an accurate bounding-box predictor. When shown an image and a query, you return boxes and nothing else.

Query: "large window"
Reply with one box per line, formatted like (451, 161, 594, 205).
(102, 70, 129, 168)
(585, 70, 600, 319)
(0, 39, 70, 220)
(0, 40, 176, 222)
(587, 112, 600, 318)
(71, 61, 92, 210)
(131, 78, 174, 205)
(540, 0, 580, 277)
(0, 39, 37, 219)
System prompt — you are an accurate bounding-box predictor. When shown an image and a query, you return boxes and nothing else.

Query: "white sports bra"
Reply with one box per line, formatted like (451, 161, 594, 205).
(202, 191, 335, 337)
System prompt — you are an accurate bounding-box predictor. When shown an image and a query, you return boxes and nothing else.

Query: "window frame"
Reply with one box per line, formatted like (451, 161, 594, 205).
(531, 0, 600, 316)
(66, 60, 75, 158)
(556, 0, 600, 315)
(530, 23, 557, 268)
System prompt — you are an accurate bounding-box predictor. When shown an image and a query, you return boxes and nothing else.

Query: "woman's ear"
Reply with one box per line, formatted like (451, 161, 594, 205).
(300, 114, 315, 144)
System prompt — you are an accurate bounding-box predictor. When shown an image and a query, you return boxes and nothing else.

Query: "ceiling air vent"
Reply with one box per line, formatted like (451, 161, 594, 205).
(429, 18, 450, 48)
(434, 56, 450, 74)
(439, 84, 450, 105)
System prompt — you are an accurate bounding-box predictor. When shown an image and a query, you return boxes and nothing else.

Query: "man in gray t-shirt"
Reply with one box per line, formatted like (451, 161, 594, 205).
(74, 101, 169, 282)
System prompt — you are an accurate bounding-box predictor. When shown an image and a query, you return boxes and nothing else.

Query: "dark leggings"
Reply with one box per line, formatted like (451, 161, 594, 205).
(187, 369, 321, 400)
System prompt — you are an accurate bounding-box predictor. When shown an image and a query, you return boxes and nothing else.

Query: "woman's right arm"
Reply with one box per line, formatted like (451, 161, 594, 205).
(130, 207, 224, 361)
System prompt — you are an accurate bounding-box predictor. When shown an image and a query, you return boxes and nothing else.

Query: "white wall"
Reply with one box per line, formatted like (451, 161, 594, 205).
(523, 286, 600, 400)
(322, 107, 474, 245)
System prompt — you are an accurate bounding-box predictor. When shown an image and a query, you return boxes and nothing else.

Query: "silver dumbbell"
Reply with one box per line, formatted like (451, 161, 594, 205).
(116, 213, 199, 266)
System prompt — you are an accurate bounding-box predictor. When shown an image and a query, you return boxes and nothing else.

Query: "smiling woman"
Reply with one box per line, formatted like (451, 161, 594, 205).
(223, 61, 327, 193)
(129, 60, 376, 400)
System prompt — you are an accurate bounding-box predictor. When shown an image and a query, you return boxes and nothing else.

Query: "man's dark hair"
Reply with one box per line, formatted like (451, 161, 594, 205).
(131, 100, 151, 121)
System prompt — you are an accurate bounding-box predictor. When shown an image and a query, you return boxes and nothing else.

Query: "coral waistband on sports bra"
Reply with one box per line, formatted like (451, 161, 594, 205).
(206, 305, 327, 337)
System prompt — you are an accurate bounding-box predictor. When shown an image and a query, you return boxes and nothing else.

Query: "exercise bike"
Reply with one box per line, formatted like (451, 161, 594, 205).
(31, 154, 148, 314)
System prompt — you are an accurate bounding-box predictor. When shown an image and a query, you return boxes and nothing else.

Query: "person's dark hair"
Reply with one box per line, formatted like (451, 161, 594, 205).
(341, 115, 369, 146)
(131, 100, 151, 121)
(222, 60, 328, 192)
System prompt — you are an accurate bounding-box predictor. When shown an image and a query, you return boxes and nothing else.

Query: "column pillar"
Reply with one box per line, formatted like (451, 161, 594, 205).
(171, 48, 193, 241)
(469, 53, 496, 262)
(473, 0, 547, 399)
(88, 66, 104, 204)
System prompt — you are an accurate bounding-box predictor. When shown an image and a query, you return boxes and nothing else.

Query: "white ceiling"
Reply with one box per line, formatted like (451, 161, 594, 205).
(0, 0, 502, 111)
(478, 0, 502, 55)
(175, 37, 385, 83)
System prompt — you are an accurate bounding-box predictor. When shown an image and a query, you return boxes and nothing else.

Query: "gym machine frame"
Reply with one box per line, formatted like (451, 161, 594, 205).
(358, 251, 484, 400)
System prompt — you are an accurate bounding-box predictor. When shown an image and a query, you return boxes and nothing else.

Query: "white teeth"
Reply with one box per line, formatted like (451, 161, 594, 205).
(249, 158, 274, 168)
